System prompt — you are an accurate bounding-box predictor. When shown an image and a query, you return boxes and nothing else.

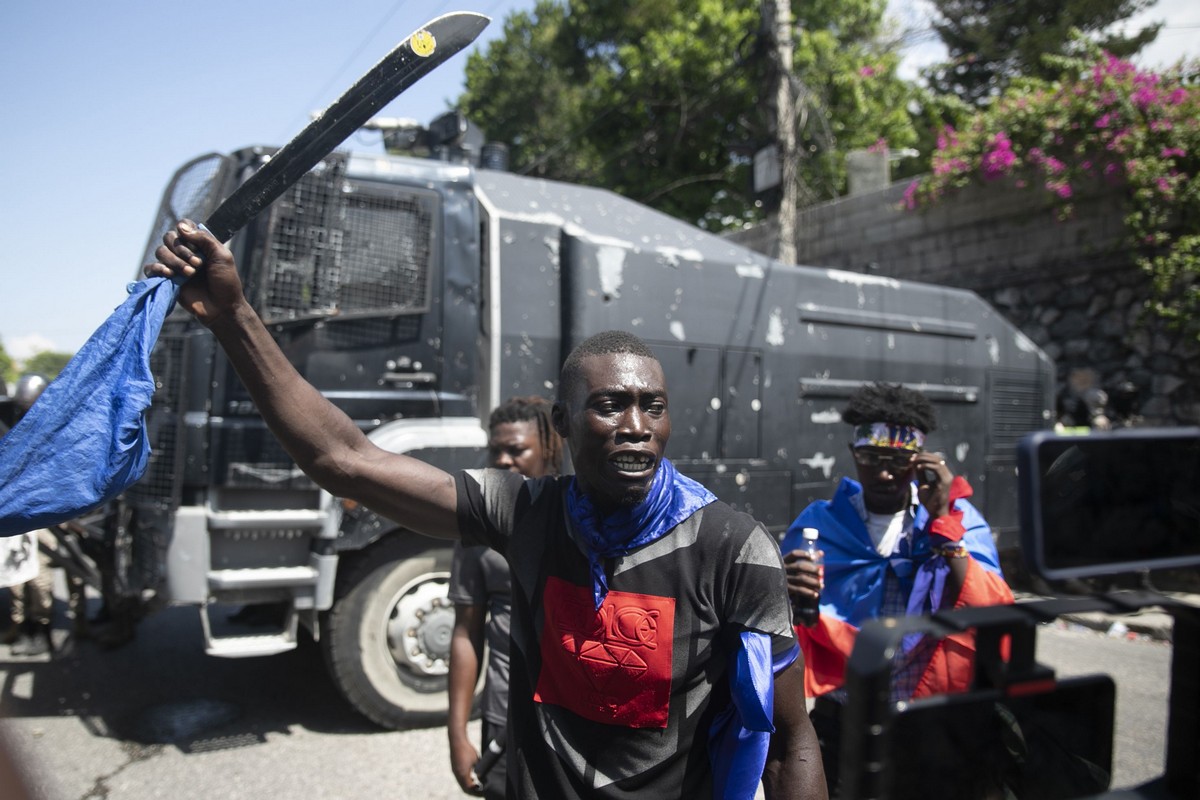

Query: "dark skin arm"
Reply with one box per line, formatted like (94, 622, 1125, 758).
(448, 603, 485, 795)
(913, 451, 970, 608)
(762, 657, 828, 800)
(146, 221, 459, 537)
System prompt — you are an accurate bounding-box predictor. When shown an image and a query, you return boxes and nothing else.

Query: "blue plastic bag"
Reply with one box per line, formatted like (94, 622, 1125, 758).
(0, 277, 179, 537)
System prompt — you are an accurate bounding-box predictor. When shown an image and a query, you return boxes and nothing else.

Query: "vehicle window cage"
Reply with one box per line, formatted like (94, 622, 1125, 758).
(258, 158, 436, 324)
(139, 153, 232, 272)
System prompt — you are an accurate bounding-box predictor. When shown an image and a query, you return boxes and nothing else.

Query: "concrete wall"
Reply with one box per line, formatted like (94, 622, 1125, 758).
(727, 180, 1200, 426)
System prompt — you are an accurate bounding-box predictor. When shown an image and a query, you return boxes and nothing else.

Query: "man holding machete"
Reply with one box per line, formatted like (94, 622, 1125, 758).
(0, 12, 490, 537)
(146, 221, 826, 800)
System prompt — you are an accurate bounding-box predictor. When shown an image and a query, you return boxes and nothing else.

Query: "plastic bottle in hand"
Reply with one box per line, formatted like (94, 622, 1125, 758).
(794, 527, 823, 627)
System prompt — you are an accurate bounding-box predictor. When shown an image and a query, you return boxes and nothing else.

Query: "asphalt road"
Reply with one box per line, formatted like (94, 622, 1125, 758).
(1031, 618, 1174, 790)
(1, 600, 473, 800)
(0, 597, 1177, 799)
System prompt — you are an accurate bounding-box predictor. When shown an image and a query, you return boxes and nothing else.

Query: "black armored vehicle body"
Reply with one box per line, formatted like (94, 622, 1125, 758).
(103, 139, 1053, 726)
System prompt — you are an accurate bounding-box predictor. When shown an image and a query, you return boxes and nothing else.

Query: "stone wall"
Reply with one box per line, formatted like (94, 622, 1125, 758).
(726, 181, 1200, 426)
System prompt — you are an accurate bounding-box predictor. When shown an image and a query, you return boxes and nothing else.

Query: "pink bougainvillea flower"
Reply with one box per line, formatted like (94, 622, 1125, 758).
(980, 132, 1017, 179)
(936, 126, 958, 151)
(1133, 86, 1162, 110)
(903, 48, 1197, 329)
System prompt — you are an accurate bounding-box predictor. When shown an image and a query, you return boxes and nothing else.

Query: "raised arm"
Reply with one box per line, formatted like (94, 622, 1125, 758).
(146, 220, 460, 538)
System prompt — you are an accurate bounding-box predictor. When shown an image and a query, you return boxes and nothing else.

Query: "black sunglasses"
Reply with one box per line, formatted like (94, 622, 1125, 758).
(851, 449, 918, 471)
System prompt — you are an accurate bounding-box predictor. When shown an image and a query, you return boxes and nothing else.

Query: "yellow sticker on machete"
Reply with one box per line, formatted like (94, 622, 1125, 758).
(411, 30, 436, 57)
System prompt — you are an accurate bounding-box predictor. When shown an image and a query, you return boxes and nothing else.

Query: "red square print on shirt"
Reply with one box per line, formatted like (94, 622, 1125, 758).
(534, 576, 676, 728)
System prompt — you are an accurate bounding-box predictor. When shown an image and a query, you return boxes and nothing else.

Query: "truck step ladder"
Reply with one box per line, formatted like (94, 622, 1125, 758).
(199, 598, 304, 658)
(207, 566, 320, 591)
(200, 565, 321, 658)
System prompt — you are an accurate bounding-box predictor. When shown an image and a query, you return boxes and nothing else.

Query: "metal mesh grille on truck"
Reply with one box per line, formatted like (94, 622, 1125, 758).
(259, 158, 434, 323)
(139, 153, 232, 270)
(131, 152, 440, 512)
(126, 331, 187, 509)
(126, 151, 235, 511)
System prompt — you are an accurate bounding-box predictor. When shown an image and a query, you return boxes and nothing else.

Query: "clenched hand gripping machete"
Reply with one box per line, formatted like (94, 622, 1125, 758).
(0, 11, 489, 537)
(204, 10, 490, 242)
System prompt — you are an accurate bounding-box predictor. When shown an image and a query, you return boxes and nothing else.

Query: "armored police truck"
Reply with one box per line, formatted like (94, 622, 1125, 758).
(102, 138, 1053, 728)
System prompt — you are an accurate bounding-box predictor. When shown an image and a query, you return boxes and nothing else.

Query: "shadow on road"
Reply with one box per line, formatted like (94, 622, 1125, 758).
(0, 601, 427, 755)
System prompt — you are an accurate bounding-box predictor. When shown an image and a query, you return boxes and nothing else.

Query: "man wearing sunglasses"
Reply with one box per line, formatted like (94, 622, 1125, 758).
(780, 382, 1013, 795)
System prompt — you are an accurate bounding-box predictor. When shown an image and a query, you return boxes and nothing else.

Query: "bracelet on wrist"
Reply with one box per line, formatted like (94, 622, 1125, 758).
(936, 542, 969, 559)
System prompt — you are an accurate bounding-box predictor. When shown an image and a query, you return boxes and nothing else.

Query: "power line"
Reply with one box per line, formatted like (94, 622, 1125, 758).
(278, 0, 426, 141)
(280, 0, 512, 144)
(478, 0, 511, 22)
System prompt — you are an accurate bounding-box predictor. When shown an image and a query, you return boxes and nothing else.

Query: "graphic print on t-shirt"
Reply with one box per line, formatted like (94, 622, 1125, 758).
(534, 576, 676, 728)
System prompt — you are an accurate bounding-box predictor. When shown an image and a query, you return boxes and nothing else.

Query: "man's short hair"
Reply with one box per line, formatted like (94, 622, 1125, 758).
(842, 381, 938, 434)
(558, 330, 658, 403)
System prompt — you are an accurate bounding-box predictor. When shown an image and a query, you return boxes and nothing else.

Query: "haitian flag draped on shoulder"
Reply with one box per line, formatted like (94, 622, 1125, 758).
(781, 475, 1014, 699)
(0, 277, 180, 537)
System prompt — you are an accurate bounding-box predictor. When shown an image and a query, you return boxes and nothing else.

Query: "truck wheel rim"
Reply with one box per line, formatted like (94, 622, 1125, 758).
(386, 571, 453, 678)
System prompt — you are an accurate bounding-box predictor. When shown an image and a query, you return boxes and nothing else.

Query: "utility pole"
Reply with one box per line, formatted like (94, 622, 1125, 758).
(765, 0, 797, 265)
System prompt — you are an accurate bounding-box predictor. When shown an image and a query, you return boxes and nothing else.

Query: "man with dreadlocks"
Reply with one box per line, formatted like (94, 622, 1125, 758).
(146, 221, 826, 800)
(780, 382, 1013, 795)
(448, 396, 563, 799)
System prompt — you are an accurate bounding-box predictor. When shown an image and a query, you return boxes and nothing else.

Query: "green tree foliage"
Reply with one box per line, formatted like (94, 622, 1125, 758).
(891, 87, 975, 182)
(460, 1, 601, 184)
(559, 0, 769, 228)
(906, 47, 1200, 336)
(460, 0, 916, 230)
(23, 350, 72, 380)
(791, 0, 918, 202)
(923, 0, 1161, 107)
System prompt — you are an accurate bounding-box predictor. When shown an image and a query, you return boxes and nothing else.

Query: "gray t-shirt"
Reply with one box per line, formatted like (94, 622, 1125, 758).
(448, 542, 512, 727)
(456, 468, 795, 799)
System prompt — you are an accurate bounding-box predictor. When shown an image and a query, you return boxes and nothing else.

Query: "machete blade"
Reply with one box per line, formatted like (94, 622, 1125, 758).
(203, 11, 490, 242)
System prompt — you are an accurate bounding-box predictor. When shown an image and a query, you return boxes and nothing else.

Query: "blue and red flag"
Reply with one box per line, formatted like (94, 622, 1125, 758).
(781, 476, 1013, 698)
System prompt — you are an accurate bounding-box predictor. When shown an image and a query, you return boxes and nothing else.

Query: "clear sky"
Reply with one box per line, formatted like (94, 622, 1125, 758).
(1, 0, 1194, 362)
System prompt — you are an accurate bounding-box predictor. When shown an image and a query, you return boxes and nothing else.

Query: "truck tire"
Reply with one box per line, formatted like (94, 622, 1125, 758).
(321, 534, 461, 729)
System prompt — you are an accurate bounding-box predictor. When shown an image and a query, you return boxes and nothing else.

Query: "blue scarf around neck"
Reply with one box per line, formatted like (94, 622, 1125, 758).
(566, 458, 716, 609)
